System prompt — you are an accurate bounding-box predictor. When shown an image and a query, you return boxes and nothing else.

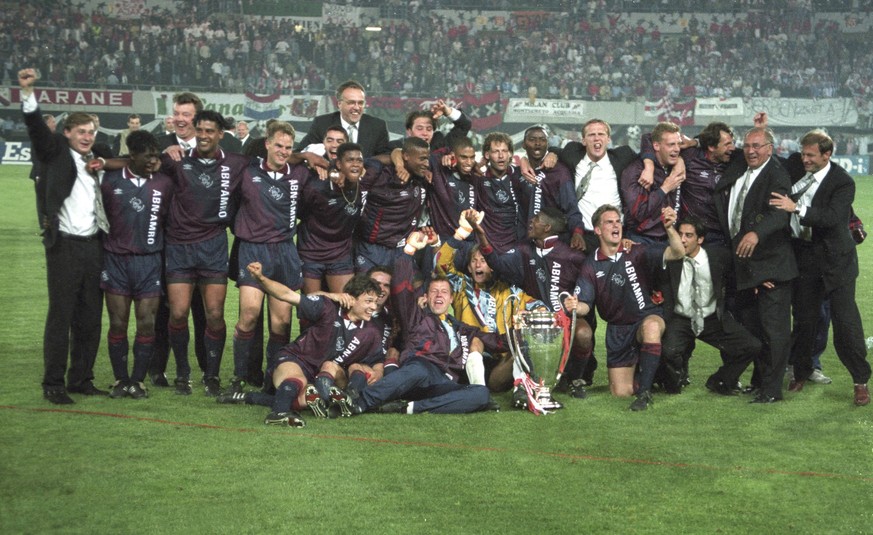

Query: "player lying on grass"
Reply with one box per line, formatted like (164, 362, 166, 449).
(244, 261, 384, 427)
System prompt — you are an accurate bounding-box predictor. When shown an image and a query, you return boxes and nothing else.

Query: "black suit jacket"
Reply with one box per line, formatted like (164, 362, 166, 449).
(25, 108, 112, 248)
(296, 112, 389, 157)
(558, 143, 637, 182)
(239, 136, 256, 155)
(713, 157, 798, 290)
(220, 132, 243, 154)
(387, 111, 472, 152)
(781, 155, 858, 291)
(660, 244, 733, 322)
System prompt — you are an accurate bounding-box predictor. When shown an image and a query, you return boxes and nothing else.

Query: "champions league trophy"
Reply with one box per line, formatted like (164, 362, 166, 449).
(503, 294, 576, 415)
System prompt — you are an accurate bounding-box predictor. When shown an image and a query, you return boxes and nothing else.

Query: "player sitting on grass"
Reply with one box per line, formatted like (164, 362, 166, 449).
(243, 261, 384, 427)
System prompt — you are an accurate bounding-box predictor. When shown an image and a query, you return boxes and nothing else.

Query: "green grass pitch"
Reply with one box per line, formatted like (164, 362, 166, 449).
(1, 166, 871, 533)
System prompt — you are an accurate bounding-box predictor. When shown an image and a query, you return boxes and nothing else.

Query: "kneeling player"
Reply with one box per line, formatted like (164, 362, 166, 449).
(563, 204, 684, 411)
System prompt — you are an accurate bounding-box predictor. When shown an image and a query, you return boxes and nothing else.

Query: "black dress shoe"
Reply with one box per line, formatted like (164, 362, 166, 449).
(44, 388, 75, 405)
(741, 386, 759, 396)
(750, 394, 780, 404)
(68, 382, 109, 396)
(705, 377, 737, 396)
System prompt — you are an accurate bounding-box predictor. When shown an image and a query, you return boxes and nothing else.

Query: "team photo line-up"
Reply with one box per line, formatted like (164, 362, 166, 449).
(22, 66, 870, 428)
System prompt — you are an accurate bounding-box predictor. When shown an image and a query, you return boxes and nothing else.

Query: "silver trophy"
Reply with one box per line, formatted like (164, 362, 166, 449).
(503, 295, 575, 414)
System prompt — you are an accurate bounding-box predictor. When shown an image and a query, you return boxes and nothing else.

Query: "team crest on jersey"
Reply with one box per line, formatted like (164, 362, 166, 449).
(611, 273, 625, 287)
(495, 190, 510, 203)
(198, 173, 214, 188)
(536, 267, 547, 282)
(128, 197, 145, 212)
(100, 270, 109, 281)
(268, 186, 284, 201)
(335, 337, 344, 352)
(344, 204, 358, 216)
(356, 255, 366, 266)
(456, 190, 466, 205)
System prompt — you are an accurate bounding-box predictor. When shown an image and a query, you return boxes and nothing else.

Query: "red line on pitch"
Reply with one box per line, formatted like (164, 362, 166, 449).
(2, 404, 870, 482)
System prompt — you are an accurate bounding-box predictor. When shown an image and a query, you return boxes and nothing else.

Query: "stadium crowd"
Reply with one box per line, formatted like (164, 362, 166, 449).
(23, 56, 871, 427)
(3, 1, 873, 105)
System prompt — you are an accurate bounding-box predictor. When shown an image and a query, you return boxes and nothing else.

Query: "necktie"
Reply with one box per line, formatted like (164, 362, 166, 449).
(730, 169, 752, 237)
(180, 141, 191, 151)
(348, 124, 358, 143)
(685, 257, 705, 336)
(84, 153, 110, 233)
(790, 173, 816, 240)
(575, 161, 596, 200)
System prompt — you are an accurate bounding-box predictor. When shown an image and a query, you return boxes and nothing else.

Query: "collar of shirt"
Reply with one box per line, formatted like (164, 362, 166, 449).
(595, 244, 628, 262)
(747, 157, 771, 183)
(341, 310, 362, 330)
(176, 135, 195, 148)
(535, 235, 560, 257)
(811, 162, 830, 183)
(123, 166, 151, 185)
(192, 147, 225, 160)
(260, 158, 290, 176)
(341, 118, 358, 131)
(686, 246, 708, 268)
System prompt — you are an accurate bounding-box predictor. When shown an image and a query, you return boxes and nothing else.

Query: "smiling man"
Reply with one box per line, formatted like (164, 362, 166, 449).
(621, 122, 685, 243)
(160, 110, 250, 397)
(338, 232, 506, 416)
(228, 121, 313, 395)
(246, 265, 384, 426)
(296, 80, 389, 157)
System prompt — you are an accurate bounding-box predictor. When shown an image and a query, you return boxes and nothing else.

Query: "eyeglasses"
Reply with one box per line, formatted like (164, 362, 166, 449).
(744, 142, 772, 151)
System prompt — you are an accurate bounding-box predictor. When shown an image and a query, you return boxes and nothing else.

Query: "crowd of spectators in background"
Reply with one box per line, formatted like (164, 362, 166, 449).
(3, 0, 872, 105)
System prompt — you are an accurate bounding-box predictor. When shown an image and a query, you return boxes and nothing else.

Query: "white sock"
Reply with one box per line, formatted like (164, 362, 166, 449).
(466, 351, 486, 385)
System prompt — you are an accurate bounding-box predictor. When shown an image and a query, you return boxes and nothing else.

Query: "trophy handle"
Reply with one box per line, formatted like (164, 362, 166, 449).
(502, 294, 532, 375)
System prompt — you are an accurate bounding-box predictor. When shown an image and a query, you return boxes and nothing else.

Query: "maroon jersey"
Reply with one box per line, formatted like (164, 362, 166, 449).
(475, 166, 526, 253)
(297, 164, 370, 263)
(358, 164, 427, 248)
(233, 159, 311, 243)
(425, 155, 476, 238)
(279, 295, 384, 370)
(101, 166, 174, 255)
(162, 149, 248, 244)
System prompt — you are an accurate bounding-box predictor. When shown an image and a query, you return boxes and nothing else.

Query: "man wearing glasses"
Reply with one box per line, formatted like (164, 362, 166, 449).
(297, 80, 390, 158)
(714, 127, 797, 404)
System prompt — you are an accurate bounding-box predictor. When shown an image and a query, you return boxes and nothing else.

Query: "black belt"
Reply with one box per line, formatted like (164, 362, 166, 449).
(59, 231, 100, 242)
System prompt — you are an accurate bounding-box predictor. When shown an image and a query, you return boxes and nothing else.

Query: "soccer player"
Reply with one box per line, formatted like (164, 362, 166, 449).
(161, 110, 249, 396)
(354, 137, 429, 273)
(475, 132, 526, 254)
(621, 122, 685, 243)
(100, 131, 174, 399)
(472, 206, 594, 399)
(247, 263, 384, 427)
(299, 142, 368, 295)
(229, 121, 312, 395)
(564, 204, 685, 411)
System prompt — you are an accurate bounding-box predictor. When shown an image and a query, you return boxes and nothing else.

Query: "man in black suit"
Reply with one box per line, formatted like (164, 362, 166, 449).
(20, 68, 112, 404)
(714, 127, 798, 403)
(296, 80, 389, 158)
(559, 118, 637, 252)
(770, 130, 870, 406)
(236, 120, 255, 154)
(386, 100, 471, 152)
(659, 217, 761, 394)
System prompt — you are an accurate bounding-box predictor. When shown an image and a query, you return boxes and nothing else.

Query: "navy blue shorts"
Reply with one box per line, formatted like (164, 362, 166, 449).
(605, 312, 663, 368)
(236, 240, 302, 290)
(302, 258, 355, 280)
(100, 251, 162, 299)
(273, 353, 317, 384)
(354, 241, 404, 274)
(165, 232, 228, 284)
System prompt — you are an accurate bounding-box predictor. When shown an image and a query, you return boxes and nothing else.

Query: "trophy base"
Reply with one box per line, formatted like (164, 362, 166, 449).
(535, 386, 564, 411)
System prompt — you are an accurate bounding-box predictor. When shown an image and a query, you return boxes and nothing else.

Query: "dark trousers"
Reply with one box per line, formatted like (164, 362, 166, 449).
(360, 358, 489, 414)
(790, 246, 870, 384)
(736, 283, 793, 399)
(662, 312, 761, 389)
(43, 235, 103, 389)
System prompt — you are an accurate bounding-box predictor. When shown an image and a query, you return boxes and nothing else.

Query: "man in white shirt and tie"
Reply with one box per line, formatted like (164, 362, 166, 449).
(659, 217, 761, 396)
(20, 67, 112, 404)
